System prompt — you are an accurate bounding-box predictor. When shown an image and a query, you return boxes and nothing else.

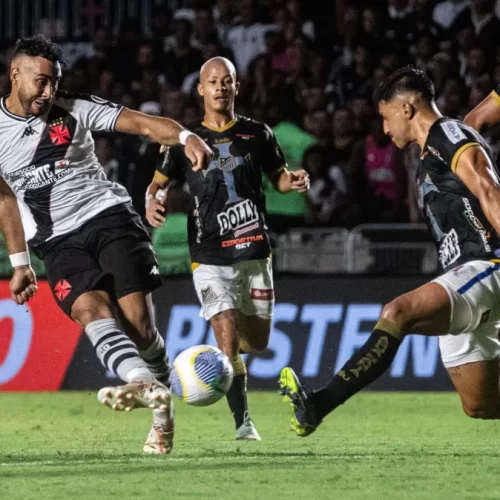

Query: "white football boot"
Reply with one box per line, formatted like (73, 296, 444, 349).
(143, 403, 175, 455)
(97, 381, 171, 412)
(235, 411, 262, 441)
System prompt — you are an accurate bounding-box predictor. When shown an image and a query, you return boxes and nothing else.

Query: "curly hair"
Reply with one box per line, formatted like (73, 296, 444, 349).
(12, 34, 64, 65)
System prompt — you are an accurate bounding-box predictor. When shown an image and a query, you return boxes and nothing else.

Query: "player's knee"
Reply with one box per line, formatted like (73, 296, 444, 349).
(71, 301, 114, 327)
(463, 402, 500, 419)
(381, 298, 412, 331)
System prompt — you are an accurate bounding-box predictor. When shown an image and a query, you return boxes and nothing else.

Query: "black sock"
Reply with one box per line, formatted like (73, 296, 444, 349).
(226, 374, 248, 428)
(312, 319, 403, 420)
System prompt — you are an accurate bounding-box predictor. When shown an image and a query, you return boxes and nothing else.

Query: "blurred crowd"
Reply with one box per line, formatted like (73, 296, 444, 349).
(2, 0, 500, 233)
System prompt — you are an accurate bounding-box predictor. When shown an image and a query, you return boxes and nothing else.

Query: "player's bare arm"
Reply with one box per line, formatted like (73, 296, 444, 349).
(454, 145, 500, 235)
(145, 171, 170, 228)
(463, 91, 500, 131)
(267, 167, 310, 193)
(0, 177, 37, 305)
(115, 108, 213, 171)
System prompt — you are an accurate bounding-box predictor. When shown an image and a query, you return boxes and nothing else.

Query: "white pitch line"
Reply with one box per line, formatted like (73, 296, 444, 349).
(0, 455, 377, 468)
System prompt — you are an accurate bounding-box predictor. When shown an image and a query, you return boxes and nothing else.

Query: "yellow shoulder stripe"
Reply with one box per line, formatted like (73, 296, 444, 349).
(451, 142, 479, 173)
(491, 90, 500, 106)
(154, 170, 169, 182)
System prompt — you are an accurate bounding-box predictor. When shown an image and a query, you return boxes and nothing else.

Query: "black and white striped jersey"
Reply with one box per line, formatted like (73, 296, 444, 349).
(0, 91, 130, 250)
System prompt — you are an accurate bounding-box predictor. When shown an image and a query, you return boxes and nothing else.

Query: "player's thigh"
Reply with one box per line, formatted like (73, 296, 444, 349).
(239, 258, 274, 320)
(446, 359, 500, 418)
(43, 238, 111, 319)
(96, 215, 163, 301)
(192, 263, 243, 321)
(386, 281, 451, 335)
(433, 261, 500, 335)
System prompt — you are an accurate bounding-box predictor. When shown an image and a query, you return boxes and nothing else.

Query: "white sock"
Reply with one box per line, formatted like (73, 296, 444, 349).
(85, 318, 155, 383)
(138, 329, 171, 385)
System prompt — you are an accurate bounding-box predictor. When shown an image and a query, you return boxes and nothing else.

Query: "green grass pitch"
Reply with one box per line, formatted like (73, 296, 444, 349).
(0, 391, 499, 499)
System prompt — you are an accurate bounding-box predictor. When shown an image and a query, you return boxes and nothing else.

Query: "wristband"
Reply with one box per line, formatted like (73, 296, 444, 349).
(179, 130, 194, 145)
(9, 251, 30, 267)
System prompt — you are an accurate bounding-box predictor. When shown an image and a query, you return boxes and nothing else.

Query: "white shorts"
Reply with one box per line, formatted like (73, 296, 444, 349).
(433, 260, 500, 368)
(192, 258, 274, 321)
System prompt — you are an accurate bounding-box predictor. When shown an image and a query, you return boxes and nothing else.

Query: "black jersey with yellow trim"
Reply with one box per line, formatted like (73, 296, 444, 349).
(156, 115, 286, 266)
(418, 117, 500, 271)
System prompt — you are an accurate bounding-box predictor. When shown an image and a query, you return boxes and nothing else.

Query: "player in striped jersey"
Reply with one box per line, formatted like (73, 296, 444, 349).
(0, 35, 212, 454)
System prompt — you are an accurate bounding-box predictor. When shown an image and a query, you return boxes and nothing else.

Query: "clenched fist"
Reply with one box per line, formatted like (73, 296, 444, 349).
(10, 265, 37, 305)
(184, 133, 213, 171)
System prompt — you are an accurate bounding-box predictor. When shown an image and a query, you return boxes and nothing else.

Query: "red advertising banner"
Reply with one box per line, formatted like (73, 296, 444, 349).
(0, 281, 81, 391)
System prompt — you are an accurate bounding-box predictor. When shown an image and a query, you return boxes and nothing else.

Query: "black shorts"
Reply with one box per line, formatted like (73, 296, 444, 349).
(37, 203, 163, 317)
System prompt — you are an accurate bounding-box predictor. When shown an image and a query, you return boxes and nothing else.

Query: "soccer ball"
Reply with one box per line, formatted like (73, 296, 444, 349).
(170, 345, 234, 406)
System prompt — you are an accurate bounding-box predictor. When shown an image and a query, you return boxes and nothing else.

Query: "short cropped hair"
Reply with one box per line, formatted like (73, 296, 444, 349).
(12, 34, 64, 65)
(374, 66, 435, 103)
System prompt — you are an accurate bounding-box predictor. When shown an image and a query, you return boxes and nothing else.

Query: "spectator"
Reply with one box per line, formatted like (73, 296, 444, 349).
(335, 44, 374, 103)
(191, 7, 218, 50)
(436, 77, 468, 119)
(304, 145, 353, 227)
(11, 0, 500, 233)
(349, 97, 373, 137)
(159, 89, 186, 122)
(284, 0, 316, 41)
(213, 0, 237, 46)
(163, 18, 203, 87)
(350, 114, 409, 223)
(327, 107, 357, 169)
(150, 5, 172, 42)
(264, 94, 314, 232)
(463, 45, 488, 88)
(451, 0, 500, 63)
(303, 109, 331, 146)
(226, 0, 276, 77)
(409, 0, 443, 41)
(413, 32, 439, 73)
(360, 7, 386, 56)
(433, 0, 468, 29)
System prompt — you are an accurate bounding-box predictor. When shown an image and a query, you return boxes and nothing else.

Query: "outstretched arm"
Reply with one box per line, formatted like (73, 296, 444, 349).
(115, 108, 213, 171)
(463, 91, 500, 132)
(0, 177, 37, 304)
(454, 145, 500, 235)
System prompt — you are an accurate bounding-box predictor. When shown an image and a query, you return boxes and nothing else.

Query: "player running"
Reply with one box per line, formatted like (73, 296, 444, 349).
(0, 35, 212, 454)
(280, 66, 500, 436)
(145, 57, 309, 440)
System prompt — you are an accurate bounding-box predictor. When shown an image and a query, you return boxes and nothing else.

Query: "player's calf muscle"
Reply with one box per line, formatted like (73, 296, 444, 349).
(240, 316, 271, 353)
(210, 310, 240, 355)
